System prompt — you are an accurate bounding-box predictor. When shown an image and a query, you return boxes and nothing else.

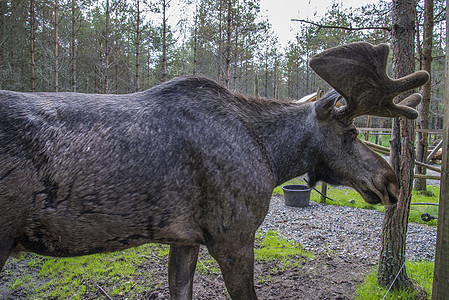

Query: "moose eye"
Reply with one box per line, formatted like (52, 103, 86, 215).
(350, 129, 359, 139)
(344, 129, 359, 143)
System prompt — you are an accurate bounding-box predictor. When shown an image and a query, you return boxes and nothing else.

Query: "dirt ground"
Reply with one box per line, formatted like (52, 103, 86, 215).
(191, 254, 372, 300)
(0, 248, 374, 300)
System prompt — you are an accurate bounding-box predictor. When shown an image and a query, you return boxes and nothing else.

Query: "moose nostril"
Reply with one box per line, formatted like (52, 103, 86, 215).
(387, 186, 398, 205)
(390, 193, 398, 204)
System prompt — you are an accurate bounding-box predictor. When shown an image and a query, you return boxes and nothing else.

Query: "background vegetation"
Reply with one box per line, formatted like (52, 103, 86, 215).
(0, 0, 446, 131)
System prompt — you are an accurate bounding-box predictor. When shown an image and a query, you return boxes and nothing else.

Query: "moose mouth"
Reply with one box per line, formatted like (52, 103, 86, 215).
(354, 179, 398, 206)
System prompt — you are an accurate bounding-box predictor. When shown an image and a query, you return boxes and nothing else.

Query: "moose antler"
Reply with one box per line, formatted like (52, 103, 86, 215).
(309, 42, 429, 120)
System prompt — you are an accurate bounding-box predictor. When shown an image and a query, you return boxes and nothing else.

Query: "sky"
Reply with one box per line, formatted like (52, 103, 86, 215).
(258, 0, 382, 46)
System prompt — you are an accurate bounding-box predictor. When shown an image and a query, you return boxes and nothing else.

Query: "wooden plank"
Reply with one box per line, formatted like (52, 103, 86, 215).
(413, 174, 441, 180)
(415, 161, 442, 173)
(357, 127, 393, 132)
(415, 129, 444, 134)
(361, 132, 392, 136)
(426, 139, 444, 163)
(362, 140, 391, 152)
(357, 127, 443, 134)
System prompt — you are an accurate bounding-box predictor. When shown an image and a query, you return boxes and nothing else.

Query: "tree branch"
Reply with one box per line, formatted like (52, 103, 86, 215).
(290, 19, 391, 32)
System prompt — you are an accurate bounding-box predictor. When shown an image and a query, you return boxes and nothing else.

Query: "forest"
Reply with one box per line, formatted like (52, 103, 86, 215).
(0, 0, 446, 129)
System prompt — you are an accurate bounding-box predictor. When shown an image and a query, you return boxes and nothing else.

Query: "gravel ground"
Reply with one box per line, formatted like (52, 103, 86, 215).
(260, 195, 437, 265)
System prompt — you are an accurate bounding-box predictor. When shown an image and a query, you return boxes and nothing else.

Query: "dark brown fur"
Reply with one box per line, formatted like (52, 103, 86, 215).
(0, 42, 428, 299)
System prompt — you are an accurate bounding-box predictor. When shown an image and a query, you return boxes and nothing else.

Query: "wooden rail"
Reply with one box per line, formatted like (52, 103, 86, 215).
(362, 140, 442, 181)
(357, 128, 443, 134)
(415, 161, 442, 173)
(414, 174, 441, 180)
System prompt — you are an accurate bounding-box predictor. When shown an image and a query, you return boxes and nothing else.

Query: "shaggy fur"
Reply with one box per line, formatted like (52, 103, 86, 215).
(0, 42, 428, 299)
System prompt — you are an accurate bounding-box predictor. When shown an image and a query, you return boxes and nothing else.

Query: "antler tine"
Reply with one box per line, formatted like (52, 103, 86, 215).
(309, 42, 429, 120)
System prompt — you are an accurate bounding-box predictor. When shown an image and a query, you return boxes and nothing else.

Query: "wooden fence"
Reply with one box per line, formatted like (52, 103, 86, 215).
(357, 127, 444, 181)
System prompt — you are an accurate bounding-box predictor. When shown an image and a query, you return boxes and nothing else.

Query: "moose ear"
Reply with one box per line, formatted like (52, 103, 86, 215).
(314, 90, 341, 120)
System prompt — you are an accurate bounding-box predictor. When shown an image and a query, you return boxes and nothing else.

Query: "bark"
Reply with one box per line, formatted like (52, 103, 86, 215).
(193, 9, 198, 75)
(0, 0, 4, 90)
(273, 58, 278, 99)
(30, 0, 36, 92)
(217, 0, 223, 82)
(264, 51, 268, 97)
(254, 74, 259, 97)
(71, 0, 77, 92)
(414, 0, 433, 191)
(54, 0, 59, 92)
(0, 1, 5, 90)
(431, 3, 449, 297)
(378, 0, 416, 290)
(105, 0, 110, 93)
(232, 6, 238, 92)
(115, 64, 119, 94)
(136, 0, 140, 91)
(161, 0, 167, 82)
(224, 0, 232, 88)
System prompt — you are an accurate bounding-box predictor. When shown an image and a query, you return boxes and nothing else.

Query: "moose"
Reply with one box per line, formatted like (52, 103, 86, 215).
(0, 42, 428, 299)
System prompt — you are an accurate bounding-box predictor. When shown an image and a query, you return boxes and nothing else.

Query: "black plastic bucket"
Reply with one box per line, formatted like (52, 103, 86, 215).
(282, 185, 312, 207)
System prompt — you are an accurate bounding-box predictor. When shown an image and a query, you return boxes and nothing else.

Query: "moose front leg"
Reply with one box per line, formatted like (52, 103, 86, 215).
(168, 244, 200, 300)
(0, 236, 16, 272)
(207, 236, 258, 300)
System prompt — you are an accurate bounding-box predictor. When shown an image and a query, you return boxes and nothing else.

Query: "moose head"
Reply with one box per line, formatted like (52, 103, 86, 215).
(303, 42, 429, 205)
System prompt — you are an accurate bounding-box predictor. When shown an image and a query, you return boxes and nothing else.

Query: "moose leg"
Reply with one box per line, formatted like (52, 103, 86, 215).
(168, 244, 200, 300)
(0, 236, 16, 272)
(207, 236, 257, 300)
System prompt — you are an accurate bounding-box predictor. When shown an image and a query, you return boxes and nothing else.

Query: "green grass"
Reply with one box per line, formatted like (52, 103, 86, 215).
(356, 261, 434, 299)
(274, 178, 440, 226)
(255, 231, 313, 268)
(195, 230, 312, 276)
(4, 230, 311, 299)
(254, 230, 313, 284)
(5, 243, 168, 299)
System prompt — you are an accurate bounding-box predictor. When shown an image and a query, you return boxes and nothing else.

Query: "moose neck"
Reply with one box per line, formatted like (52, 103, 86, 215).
(247, 101, 319, 187)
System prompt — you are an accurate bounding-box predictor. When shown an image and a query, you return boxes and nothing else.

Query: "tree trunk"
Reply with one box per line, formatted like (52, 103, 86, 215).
(217, 0, 223, 82)
(254, 74, 259, 97)
(136, 0, 140, 91)
(115, 63, 119, 94)
(161, 0, 167, 82)
(0, 0, 4, 90)
(193, 4, 198, 75)
(431, 2, 449, 297)
(273, 58, 278, 99)
(377, 0, 416, 290)
(54, 0, 59, 92)
(105, 0, 110, 93)
(232, 7, 238, 92)
(264, 51, 268, 97)
(71, 0, 77, 92)
(414, 0, 433, 191)
(224, 0, 232, 88)
(30, 0, 36, 92)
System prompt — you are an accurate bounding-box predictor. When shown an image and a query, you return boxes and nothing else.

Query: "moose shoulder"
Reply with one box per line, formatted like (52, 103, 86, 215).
(0, 42, 429, 299)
